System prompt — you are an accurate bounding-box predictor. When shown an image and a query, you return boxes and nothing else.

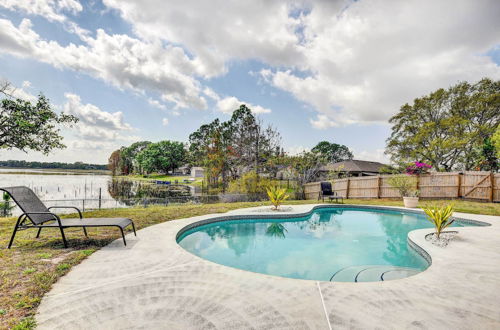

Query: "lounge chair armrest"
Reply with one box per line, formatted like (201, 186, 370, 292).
(18, 211, 62, 225)
(48, 206, 83, 219)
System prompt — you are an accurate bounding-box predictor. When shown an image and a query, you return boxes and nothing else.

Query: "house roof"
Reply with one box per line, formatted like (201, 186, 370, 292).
(320, 160, 387, 173)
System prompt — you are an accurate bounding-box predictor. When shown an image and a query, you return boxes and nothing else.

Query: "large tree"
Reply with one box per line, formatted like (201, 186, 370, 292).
(136, 140, 186, 174)
(386, 78, 499, 171)
(188, 104, 282, 188)
(0, 88, 78, 154)
(119, 141, 152, 174)
(312, 141, 353, 163)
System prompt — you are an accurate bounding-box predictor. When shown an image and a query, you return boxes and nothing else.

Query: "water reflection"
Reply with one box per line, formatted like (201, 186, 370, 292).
(205, 222, 257, 256)
(178, 208, 444, 281)
(108, 179, 191, 203)
(375, 211, 428, 268)
(266, 223, 287, 239)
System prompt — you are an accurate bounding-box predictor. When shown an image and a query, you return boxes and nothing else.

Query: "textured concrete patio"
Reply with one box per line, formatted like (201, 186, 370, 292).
(36, 204, 500, 329)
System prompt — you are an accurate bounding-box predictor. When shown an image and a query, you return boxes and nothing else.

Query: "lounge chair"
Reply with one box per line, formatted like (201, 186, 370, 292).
(1, 186, 136, 248)
(318, 182, 344, 203)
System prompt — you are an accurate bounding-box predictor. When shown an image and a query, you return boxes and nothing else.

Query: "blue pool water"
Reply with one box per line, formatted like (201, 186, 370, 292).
(177, 207, 469, 282)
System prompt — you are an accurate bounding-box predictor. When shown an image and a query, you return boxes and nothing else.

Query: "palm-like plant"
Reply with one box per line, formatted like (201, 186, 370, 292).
(266, 186, 289, 210)
(423, 204, 455, 239)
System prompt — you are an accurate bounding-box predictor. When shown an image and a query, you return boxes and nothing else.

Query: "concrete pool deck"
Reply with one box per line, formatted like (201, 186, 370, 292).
(36, 204, 500, 329)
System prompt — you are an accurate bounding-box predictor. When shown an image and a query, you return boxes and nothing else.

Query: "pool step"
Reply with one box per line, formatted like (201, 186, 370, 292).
(330, 265, 420, 282)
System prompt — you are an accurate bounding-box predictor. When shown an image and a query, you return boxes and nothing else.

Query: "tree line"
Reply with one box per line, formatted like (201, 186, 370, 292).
(0, 160, 108, 170)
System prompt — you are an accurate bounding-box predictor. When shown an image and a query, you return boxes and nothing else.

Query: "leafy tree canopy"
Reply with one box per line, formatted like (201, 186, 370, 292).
(120, 141, 152, 174)
(311, 141, 353, 163)
(386, 78, 499, 171)
(0, 93, 78, 154)
(492, 125, 500, 158)
(136, 140, 186, 174)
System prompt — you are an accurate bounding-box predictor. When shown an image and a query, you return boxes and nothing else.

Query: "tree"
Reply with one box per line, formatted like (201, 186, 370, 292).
(477, 138, 498, 171)
(120, 141, 152, 174)
(284, 151, 327, 198)
(311, 141, 353, 163)
(188, 104, 282, 189)
(0, 93, 78, 154)
(136, 140, 186, 174)
(108, 149, 122, 176)
(386, 78, 500, 171)
(492, 125, 500, 159)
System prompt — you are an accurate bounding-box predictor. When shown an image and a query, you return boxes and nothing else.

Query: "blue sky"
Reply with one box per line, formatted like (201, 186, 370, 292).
(0, 0, 499, 164)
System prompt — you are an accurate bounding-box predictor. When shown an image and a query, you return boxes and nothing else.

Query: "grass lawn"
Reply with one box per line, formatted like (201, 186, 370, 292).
(0, 199, 498, 329)
(116, 174, 204, 186)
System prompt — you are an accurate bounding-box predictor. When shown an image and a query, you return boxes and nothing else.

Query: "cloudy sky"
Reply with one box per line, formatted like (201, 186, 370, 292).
(1, 0, 499, 164)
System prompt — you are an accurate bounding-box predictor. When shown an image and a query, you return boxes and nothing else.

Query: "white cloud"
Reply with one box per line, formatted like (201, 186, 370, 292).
(62, 93, 139, 143)
(147, 98, 166, 110)
(309, 114, 338, 130)
(162, 118, 169, 126)
(0, 18, 208, 110)
(1, 80, 38, 102)
(63, 93, 132, 131)
(261, 0, 500, 127)
(353, 148, 390, 164)
(101, 0, 500, 127)
(103, 0, 305, 78)
(0, 0, 82, 22)
(286, 145, 309, 155)
(216, 96, 271, 115)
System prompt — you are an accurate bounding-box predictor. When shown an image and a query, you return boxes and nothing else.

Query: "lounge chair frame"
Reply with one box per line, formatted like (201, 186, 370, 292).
(2, 186, 136, 248)
(318, 181, 344, 204)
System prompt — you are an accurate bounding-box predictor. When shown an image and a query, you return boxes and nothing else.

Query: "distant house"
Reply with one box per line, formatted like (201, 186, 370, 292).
(175, 165, 191, 175)
(190, 166, 205, 178)
(319, 160, 387, 177)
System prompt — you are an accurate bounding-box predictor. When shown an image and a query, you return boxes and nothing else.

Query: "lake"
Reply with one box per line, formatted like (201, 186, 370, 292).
(0, 168, 193, 215)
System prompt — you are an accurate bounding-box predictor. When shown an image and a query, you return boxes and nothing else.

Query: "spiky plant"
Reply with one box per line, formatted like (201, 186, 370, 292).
(266, 186, 289, 210)
(423, 204, 455, 239)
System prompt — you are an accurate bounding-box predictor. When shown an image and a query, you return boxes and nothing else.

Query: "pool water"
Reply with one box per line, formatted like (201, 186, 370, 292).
(177, 207, 468, 282)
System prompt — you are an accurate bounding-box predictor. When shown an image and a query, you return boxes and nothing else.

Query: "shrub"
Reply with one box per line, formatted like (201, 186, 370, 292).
(423, 204, 454, 239)
(405, 161, 432, 175)
(227, 171, 273, 194)
(266, 186, 289, 210)
(387, 175, 417, 197)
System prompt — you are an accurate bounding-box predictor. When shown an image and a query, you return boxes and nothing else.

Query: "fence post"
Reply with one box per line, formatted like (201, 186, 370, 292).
(457, 173, 462, 198)
(98, 188, 102, 209)
(346, 178, 350, 199)
(490, 172, 494, 202)
(82, 199, 85, 212)
(377, 176, 381, 199)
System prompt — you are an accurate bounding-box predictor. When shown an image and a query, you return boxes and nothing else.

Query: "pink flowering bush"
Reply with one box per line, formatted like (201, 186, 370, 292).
(405, 161, 432, 175)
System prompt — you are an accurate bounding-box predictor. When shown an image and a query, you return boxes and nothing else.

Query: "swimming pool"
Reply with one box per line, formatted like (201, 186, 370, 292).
(177, 207, 473, 282)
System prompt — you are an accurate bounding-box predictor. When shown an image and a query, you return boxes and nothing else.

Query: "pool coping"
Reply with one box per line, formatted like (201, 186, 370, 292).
(35, 204, 500, 329)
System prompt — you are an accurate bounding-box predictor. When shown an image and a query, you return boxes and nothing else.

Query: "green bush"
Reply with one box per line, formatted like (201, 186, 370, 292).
(387, 175, 417, 197)
(423, 204, 455, 239)
(227, 171, 273, 194)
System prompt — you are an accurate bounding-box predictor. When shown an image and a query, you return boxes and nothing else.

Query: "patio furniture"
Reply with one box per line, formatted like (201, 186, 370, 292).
(1, 186, 136, 248)
(318, 182, 344, 203)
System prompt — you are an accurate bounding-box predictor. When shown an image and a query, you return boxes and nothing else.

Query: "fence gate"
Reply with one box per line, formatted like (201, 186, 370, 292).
(461, 171, 495, 201)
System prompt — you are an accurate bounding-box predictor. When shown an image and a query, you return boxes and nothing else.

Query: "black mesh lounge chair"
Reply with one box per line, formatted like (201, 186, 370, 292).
(1, 186, 136, 248)
(318, 182, 343, 203)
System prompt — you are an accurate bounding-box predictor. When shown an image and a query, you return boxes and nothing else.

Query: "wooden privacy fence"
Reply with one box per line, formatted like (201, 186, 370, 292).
(304, 171, 500, 202)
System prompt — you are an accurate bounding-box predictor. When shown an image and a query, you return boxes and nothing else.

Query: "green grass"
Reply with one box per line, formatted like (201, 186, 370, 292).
(0, 198, 498, 329)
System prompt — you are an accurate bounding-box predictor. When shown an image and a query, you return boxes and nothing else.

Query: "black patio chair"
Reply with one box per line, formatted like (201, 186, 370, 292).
(1, 186, 136, 249)
(318, 182, 344, 204)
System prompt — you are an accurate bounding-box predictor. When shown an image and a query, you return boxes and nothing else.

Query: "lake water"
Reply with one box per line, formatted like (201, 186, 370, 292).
(0, 168, 193, 215)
